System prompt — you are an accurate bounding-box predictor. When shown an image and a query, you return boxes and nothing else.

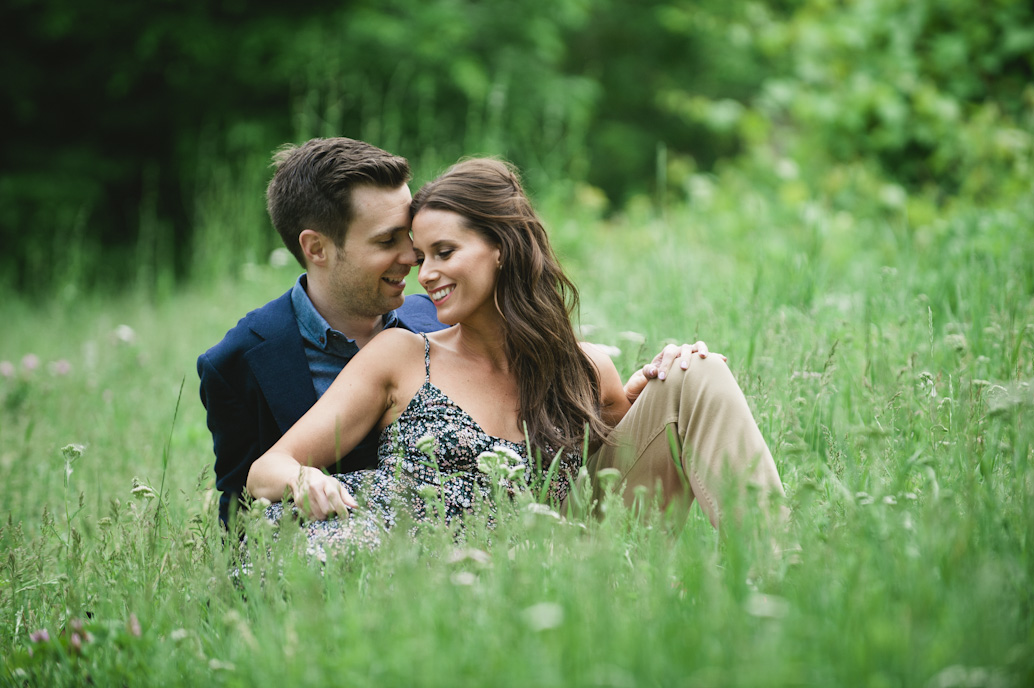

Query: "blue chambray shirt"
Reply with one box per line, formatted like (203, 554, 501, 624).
(290, 274, 400, 398)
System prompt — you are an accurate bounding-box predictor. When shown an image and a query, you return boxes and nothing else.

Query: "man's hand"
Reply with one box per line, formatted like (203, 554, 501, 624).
(624, 341, 726, 404)
(292, 466, 359, 521)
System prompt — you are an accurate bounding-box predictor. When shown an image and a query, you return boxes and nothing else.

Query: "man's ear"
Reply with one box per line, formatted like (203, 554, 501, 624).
(298, 229, 328, 266)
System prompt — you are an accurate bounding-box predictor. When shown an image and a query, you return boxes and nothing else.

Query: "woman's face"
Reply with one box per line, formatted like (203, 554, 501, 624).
(412, 208, 502, 326)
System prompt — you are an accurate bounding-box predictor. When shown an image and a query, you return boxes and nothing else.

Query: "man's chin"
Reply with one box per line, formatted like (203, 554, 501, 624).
(382, 294, 406, 312)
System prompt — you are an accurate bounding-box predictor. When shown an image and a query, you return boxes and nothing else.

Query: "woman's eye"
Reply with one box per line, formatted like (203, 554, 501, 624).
(438, 249, 453, 259)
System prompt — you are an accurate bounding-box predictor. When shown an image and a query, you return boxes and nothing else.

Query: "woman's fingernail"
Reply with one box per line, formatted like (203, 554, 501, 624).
(681, 360, 688, 369)
(658, 371, 666, 380)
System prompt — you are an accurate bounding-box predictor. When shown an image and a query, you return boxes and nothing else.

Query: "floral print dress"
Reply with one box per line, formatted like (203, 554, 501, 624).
(264, 334, 581, 557)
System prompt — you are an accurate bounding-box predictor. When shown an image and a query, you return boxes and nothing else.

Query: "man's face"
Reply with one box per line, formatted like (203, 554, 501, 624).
(325, 183, 416, 319)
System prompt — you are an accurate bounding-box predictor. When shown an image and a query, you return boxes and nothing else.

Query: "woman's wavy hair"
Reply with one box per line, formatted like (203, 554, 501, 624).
(411, 158, 609, 458)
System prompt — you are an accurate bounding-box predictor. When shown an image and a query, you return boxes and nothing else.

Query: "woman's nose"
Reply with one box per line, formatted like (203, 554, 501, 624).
(418, 260, 435, 287)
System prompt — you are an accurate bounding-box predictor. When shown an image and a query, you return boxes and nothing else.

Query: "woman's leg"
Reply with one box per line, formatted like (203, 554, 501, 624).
(587, 355, 785, 529)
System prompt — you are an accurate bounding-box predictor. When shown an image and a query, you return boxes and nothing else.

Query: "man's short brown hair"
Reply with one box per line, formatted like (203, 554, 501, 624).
(266, 137, 411, 266)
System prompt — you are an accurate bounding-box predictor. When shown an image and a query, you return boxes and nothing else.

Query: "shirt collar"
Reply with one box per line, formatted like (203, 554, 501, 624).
(290, 274, 399, 352)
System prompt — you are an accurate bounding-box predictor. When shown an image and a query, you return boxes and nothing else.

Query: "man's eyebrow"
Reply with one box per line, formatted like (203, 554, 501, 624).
(371, 225, 407, 241)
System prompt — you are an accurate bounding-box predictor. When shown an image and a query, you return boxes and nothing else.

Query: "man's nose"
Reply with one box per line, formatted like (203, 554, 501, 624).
(398, 236, 418, 265)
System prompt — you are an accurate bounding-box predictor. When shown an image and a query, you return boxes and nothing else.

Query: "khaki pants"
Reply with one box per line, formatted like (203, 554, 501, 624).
(585, 354, 785, 529)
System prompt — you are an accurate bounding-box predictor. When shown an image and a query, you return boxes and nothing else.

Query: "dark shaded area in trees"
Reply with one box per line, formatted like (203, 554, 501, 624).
(2, 0, 1031, 296)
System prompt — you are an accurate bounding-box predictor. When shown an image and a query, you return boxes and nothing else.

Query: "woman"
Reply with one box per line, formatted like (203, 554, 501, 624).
(248, 158, 782, 551)
(248, 157, 634, 545)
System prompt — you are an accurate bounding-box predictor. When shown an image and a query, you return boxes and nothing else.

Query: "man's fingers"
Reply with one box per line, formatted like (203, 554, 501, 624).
(655, 344, 681, 380)
(647, 340, 728, 381)
(681, 341, 708, 368)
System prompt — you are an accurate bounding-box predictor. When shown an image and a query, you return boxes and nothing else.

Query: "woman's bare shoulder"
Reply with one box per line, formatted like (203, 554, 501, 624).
(371, 327, 426, 349)
(579, 341, 620, 374)
(351, 327, 426, 372)
(578, 341, 628, 414)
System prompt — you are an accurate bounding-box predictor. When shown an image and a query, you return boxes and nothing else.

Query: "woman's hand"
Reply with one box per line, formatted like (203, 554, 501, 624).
(624, 341, 726, 404)
(247, 450, 358, 520)
(292, 466, 358, 521)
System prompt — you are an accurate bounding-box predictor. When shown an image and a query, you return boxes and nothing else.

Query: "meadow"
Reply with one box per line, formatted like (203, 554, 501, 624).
(1, 170, 1032, 686)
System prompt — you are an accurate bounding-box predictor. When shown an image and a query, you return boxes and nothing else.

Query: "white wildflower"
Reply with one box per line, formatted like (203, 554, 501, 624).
(447, 548, 492, 566)
(522, 602, 564, 631)
(744, 592, 790, 619)
(493, 445, 523, 467)
(62, 444, 85, 462)
(618, 331, 646, 345)
(416, 434, 437, 458)
(525, 503, 561, 521)
(269, 247, 292, 268)
(250, 497, 271, 512)
(114, 325, 136, 345)
(131, 479, 158, 501)
(450, 571, 477, 586)
(578, 324, 598, 337)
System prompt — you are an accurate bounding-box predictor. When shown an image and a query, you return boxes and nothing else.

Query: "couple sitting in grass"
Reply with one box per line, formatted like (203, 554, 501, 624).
(198, 137, 787, 553)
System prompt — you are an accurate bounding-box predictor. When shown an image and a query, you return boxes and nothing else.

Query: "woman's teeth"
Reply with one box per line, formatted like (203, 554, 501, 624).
(430, 286, 454, 301)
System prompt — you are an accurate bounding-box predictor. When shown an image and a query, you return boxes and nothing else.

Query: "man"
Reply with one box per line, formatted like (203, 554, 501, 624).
(198, 138, 447, 526)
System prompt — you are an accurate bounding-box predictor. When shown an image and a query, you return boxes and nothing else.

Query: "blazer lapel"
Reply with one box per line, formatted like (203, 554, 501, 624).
(245, 291, 317, 434)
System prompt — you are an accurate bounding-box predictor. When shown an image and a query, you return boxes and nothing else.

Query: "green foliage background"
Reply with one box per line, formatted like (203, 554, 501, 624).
(3, 0, 1031, 296)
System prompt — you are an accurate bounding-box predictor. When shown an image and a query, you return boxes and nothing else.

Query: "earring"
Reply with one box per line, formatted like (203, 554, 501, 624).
(493, 285, 506, 320)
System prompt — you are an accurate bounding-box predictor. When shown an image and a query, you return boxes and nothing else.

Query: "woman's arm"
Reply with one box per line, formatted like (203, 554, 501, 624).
(246, 328, 422, 518)
(579, 342, 633, 428)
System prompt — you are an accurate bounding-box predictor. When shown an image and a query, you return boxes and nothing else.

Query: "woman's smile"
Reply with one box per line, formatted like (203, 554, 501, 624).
(413, 208, 502, 324)
(428, 285, 455, 304)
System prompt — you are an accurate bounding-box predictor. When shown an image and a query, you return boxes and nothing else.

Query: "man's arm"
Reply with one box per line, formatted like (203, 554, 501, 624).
(197, 352, 265, 523)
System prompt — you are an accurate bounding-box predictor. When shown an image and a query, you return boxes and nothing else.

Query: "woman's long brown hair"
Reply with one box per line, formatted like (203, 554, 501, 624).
(411, 158, 610, 458)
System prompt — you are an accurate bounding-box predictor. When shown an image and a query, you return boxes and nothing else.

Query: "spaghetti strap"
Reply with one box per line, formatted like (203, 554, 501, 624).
(421, 333, 431, 383)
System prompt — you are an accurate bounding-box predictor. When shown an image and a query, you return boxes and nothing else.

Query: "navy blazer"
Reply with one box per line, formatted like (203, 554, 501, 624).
(197, 289, 445, 524)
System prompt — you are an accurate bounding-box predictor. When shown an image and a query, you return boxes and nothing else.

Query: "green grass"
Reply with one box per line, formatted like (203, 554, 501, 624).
(1, 178, 1032, 686)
